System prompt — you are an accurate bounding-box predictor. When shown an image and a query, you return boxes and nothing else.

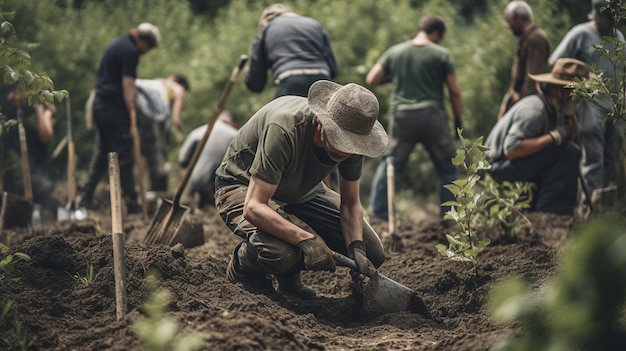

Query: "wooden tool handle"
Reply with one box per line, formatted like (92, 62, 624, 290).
(66, 96, 77, 207)
(108, 152, 127, 320)
(171, 54, 248, 205)
(386, 156, 396, 234)
(109, 153, 123, 234)
(17, 110, 33, 202)
(129, 108, 147, 221)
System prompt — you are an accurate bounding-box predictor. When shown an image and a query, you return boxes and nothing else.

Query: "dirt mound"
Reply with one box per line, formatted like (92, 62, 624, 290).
(0, 201, 576, 350)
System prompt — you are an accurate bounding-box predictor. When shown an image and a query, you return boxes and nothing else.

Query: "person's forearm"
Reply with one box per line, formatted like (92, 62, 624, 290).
(341, 204, 364, 247)
(35, 105, 54, 144)
(122, 76, 137, 112)
(505, 134, 554, 160)
(244, 200, 314, 245)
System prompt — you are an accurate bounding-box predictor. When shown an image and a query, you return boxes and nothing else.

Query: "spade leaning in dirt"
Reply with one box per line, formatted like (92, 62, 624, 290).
(215, 81, 388, 299)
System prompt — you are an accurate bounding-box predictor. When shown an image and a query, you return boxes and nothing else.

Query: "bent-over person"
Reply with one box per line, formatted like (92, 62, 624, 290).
(485, 58, 590, 215)
(215, 81, 388, 298)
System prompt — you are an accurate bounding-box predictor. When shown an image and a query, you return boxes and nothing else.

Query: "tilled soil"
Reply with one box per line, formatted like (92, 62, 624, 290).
(0, 186, 576, 350)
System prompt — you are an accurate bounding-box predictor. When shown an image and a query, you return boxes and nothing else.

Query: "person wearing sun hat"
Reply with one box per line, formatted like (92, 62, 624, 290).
(215, 80, 388, 298)
(485, 58, 590, 215)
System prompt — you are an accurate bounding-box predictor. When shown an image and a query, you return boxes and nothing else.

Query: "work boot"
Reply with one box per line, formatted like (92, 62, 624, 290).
(276, 268, 317, 299)
(226, 243, 274, 293)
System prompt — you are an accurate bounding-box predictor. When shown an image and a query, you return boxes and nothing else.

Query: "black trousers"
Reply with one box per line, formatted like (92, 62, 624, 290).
(489, 142, 581, 215)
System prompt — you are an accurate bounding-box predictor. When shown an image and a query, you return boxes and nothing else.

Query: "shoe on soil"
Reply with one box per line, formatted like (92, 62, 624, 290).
(276, 270, 317, 299)
(226, 255, 274, 293)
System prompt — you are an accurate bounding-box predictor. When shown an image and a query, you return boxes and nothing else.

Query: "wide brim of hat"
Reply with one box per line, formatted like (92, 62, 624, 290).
(308, 80, 389, 158)
(528, 72, 581, 86)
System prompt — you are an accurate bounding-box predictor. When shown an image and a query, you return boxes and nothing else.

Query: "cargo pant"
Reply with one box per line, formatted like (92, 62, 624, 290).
(214, 181, 386, 276)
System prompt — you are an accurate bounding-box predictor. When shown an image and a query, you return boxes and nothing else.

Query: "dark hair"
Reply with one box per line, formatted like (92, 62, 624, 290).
(420, 15, 446, 36)
(172, 74, 190, 92)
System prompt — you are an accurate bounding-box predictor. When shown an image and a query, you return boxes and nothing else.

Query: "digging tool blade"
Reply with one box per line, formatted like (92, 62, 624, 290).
(144, 54, 248, 246)
(58, 95, 88, 222)
(331, 251, 429, 319)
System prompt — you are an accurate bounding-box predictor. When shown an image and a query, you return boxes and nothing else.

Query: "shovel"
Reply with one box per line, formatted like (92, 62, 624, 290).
(144, 54, 248, 246)
(58, 96, 88, 221)
(331, 250, 429, 319)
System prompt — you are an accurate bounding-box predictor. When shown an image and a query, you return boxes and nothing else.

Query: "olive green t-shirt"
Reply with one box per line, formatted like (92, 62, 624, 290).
(379, 41, 455, 112)
(216, 95, 363, 202)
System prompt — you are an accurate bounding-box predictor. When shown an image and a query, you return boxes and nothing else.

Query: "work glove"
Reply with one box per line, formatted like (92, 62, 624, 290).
(549, 125, 571, 146)
(297, 235, 336, 272)
(348, 240, 376, 277)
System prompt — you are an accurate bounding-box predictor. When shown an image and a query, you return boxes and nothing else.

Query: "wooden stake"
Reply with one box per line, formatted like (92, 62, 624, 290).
(108, 152, 127, 320)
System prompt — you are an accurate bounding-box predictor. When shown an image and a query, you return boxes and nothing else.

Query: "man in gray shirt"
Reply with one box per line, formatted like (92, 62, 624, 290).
(244, 4, 338, 98)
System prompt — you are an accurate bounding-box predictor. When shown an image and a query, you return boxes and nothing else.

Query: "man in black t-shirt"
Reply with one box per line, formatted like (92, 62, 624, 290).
(77, 23, 160, 214)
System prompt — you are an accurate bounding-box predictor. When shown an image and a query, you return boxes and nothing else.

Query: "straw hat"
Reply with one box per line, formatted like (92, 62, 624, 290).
(308, 80, 388, 158)
(528, 58, 590, 86)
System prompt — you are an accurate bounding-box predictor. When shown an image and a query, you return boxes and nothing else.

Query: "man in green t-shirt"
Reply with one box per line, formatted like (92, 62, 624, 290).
(215, 81, 388, 298)
(366, 15, 462, 222)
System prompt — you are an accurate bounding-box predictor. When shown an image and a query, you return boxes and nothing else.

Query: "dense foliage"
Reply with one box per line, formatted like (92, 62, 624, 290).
(1, 0, 592, 201)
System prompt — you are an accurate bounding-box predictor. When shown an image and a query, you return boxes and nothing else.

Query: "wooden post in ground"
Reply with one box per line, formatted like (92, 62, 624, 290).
(108, 152, 127, 320)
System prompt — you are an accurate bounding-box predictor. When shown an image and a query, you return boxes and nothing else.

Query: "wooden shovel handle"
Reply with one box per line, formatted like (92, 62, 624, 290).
(171, 54, 248, 205)
(129, 108, 147, 221)
(66, 96, 77, 207)
(108, 152, 127, 320)
(108, 153, 123, 234)
(386, 156, 396, 235)
(17, 110, 33, 202)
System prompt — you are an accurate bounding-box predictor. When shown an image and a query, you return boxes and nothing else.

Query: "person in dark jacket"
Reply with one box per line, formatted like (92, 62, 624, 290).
(244, 4, 338, 98)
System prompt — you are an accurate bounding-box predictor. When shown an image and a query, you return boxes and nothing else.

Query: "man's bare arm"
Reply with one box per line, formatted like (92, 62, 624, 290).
(338, 176, 364, 246)
(244, 176, 315, 245)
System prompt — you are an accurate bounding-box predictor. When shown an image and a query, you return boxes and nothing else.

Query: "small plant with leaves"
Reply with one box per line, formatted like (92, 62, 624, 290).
(436, 131, 492, 267)
(437, 130, 534, 268)
(477, 176, 534, 237)
(0, 242, 30, 282)
(67, 263, 95, 287)
(132, 270, 205, 351)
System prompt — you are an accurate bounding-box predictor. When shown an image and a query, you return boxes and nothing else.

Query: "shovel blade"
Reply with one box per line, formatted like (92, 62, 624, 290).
(1, 191, 34, 229)
(144, 198, 189, 245)
(362, 272, 430, 319)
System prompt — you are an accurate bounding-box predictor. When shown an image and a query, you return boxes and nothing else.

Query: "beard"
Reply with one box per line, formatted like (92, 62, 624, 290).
(321, 131, 349, 163)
